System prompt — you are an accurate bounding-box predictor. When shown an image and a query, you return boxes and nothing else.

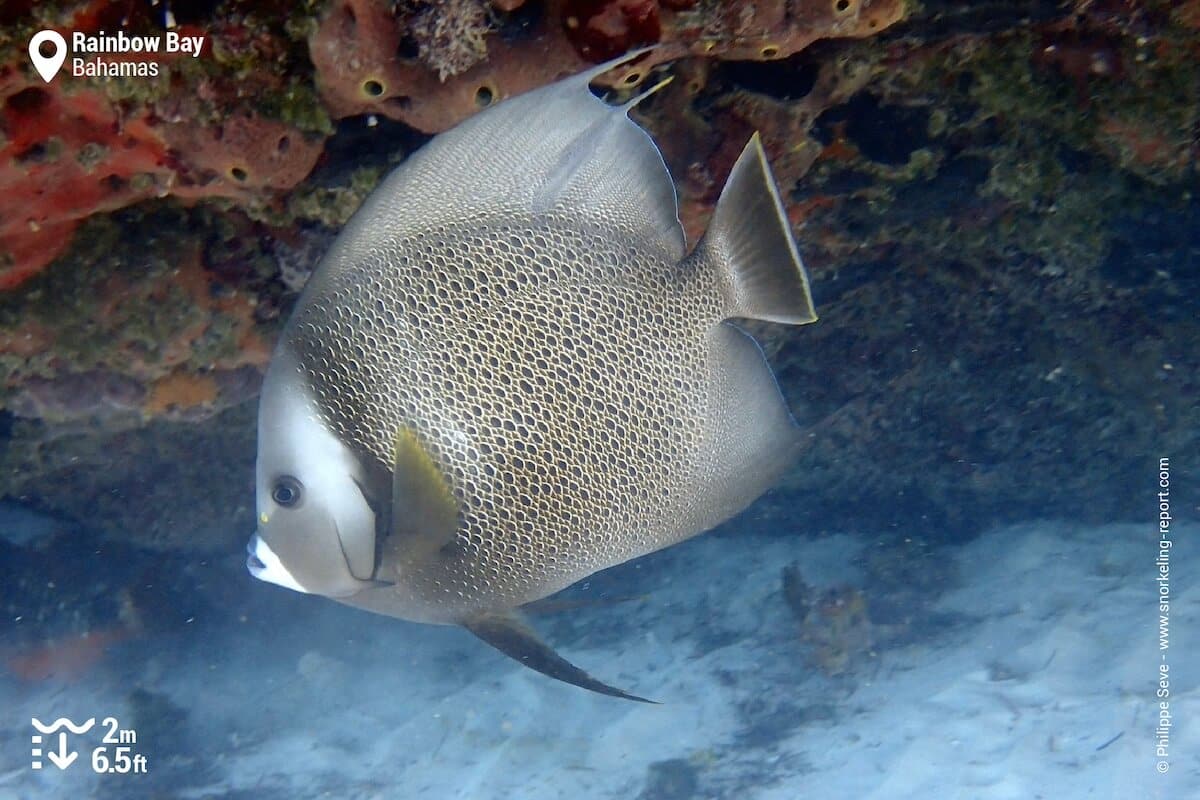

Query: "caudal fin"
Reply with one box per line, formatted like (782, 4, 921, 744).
(698, 133, 817, 325)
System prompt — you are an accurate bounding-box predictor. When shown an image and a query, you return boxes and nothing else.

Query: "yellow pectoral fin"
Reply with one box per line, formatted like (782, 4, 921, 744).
(391, 427, 461, 564)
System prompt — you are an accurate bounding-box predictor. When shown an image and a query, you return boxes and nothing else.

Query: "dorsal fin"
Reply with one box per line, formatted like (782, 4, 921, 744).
(326, 49, 684, 271)
(528, 75, 677, 230)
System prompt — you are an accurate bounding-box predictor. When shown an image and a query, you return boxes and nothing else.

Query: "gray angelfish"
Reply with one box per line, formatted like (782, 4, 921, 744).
(248, 49, 818, 702)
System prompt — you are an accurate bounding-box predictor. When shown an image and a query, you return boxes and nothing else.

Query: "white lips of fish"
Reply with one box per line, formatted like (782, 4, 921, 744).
(246, 533, 306, 592)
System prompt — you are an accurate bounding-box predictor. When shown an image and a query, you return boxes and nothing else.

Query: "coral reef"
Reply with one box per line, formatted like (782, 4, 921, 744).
(781, 537, 960, 677)
(0, 0, 329, 290)
(0, 205, 274, 427)
(309, 0, 905, 132)
(1, 398, 258, 551)
(408, 0, 494, 80)
(743, 0, 1200, 536)
(0, 0, 1196, 551)
(782, 564, 874, 676)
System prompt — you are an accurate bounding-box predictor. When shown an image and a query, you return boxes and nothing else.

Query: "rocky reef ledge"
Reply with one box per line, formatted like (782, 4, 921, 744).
(1, 0, 1196, 551)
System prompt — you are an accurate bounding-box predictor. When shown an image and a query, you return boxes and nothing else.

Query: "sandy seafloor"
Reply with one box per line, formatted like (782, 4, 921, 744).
(1, 513, 1195, 800)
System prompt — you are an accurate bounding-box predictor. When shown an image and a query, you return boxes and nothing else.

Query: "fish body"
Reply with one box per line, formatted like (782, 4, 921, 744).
(249, 51, 817, 699)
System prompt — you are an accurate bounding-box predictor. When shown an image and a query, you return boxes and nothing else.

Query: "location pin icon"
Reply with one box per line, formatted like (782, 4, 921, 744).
(29, 31, 67, 83)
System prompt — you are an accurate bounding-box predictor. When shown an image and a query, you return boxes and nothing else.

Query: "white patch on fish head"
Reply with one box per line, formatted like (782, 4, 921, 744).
(248, 346, 378, 598)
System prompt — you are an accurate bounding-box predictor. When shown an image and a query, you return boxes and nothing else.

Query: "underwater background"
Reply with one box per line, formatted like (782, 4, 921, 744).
(0, 1, 1196, 798)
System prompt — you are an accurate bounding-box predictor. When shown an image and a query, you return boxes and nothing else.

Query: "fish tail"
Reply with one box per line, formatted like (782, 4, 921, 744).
(697, 133, 818, 326)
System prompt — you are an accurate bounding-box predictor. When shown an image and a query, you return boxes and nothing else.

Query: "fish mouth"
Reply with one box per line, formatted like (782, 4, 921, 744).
(245, 533, 310, 593)
(245, 537, 266, 574)
(245, 528, 366, 597)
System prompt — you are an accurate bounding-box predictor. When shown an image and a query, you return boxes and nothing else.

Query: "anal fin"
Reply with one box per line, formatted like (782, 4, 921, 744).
(464, 612, 657, 704)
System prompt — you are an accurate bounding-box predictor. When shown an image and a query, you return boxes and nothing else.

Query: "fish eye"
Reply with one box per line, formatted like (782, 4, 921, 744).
(272, 476, 303, 508)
